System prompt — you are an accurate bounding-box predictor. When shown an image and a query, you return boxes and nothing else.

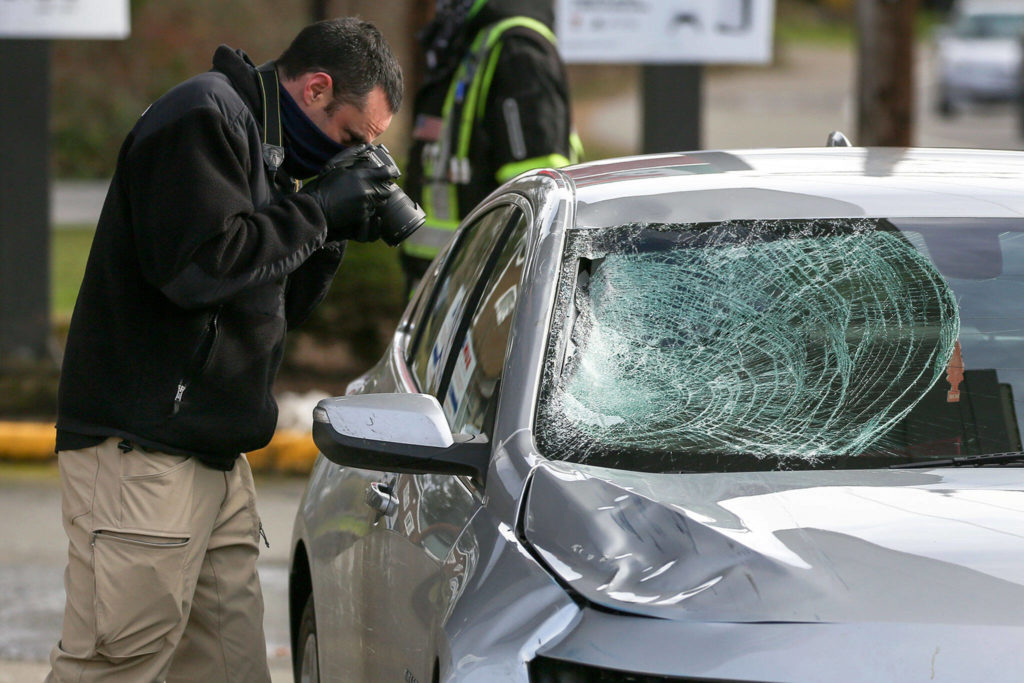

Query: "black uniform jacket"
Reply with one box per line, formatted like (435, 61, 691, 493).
(56, 46, 339, 469)
(403, 0, 573, 220)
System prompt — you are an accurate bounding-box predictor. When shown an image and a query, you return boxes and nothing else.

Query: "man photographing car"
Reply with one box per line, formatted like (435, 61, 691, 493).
(48, 17, 413, 683)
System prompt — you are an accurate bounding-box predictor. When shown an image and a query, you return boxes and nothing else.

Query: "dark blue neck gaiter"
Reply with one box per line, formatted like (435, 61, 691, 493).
(278, 85, 345, 178)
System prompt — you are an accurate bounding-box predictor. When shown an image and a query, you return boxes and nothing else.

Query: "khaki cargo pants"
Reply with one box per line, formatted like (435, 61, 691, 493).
(47, 437, 271, 683)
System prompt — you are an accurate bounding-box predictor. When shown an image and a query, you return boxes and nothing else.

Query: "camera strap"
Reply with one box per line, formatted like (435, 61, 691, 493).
(255, 62, 285, 176)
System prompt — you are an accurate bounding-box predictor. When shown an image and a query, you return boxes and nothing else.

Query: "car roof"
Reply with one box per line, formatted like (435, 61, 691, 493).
(560, 147, 1024, 227)
(953, 0, 1024, 15)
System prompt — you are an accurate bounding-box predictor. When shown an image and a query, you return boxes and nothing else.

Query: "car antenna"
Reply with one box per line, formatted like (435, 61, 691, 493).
(826, 131, 852, 147)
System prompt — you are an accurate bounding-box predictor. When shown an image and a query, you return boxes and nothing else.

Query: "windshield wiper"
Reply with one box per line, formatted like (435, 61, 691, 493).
(890, 452, 1024, 469)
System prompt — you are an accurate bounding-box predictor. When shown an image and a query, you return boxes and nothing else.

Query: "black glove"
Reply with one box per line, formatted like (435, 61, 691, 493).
(302, 164, 393, 242)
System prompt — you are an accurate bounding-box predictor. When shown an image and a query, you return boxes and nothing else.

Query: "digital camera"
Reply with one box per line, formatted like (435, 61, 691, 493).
(322, 143, 426, 246)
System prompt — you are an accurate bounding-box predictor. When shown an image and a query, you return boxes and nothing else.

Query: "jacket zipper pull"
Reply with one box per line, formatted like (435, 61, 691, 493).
(172, 382, 186, 415)
(258, 521, 270, 549)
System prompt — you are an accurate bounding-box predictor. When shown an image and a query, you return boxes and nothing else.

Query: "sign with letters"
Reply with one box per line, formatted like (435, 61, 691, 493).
(555, 0, 774, 64)
(0, 0, 130, 39)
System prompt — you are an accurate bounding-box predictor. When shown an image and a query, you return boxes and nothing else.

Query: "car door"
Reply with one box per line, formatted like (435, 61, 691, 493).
(309, 203, 519, 682)
(359, 200, 533, 680)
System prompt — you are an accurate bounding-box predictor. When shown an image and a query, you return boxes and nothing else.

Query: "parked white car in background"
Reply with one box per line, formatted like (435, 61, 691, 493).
(934, 0, 1024, 115)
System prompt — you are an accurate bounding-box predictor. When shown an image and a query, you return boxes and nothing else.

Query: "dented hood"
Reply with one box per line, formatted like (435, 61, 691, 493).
(522, 461, 1024, 624)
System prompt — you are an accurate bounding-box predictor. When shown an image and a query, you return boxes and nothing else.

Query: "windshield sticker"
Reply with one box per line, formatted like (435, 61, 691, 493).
(946, 340, 964, 403)
(446, 330, 477, 425)
(539, 220, 961, 465)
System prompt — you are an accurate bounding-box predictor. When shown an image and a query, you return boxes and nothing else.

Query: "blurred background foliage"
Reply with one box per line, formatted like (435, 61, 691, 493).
(49, 0, 951, 178)
(52, 0, 308, 177)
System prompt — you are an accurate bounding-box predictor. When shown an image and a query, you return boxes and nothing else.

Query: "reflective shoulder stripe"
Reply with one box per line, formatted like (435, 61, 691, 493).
(459, 17, 557, 160)
(476, 42, 505, 121)
(424, 218, 461, 232)
(484, 16, 557, 49)
(467, 0, 488, 20)
(570, 131, 585, 164)
(496, 154, 572, 183)
(410, 16, 561, 259)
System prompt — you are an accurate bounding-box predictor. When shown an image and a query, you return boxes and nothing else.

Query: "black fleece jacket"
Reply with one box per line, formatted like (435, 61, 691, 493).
(56, 46, 339, 469)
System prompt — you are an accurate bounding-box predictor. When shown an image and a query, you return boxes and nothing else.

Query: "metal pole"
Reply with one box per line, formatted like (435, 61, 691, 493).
(856, 0, 918, 146)
(0, 39, 52, 365)
(642, 64, 703, 153)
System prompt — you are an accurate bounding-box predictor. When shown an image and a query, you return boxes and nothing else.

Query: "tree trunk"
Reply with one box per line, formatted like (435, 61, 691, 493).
(310, 0, 330, 22)
(856, 0, 919, 146)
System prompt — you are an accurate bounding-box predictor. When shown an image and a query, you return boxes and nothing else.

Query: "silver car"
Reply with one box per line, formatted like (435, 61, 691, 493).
(933, 0, 1024, 115)
(289, 147, 1024, 682)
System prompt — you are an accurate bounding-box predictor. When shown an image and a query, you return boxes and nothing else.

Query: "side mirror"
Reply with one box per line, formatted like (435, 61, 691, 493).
(312, 393, 489, 481)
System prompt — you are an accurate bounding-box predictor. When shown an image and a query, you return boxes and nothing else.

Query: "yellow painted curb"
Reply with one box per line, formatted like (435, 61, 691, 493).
(0, 422, 320, 474)
(247, 428, 320, 474)
(0, 421, 56, 461)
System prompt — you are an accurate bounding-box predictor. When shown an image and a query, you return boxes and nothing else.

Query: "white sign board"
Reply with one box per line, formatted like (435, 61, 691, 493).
(0, 0, 130, 39)
(555, 0, 775, 64)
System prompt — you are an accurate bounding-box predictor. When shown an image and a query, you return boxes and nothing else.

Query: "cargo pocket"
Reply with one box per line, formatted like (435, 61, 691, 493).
(120, 452, 195, 533)
(92, 528, 190, 659)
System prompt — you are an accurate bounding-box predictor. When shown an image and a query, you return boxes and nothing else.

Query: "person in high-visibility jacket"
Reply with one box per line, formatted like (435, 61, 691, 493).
(400, 0, 581, 293)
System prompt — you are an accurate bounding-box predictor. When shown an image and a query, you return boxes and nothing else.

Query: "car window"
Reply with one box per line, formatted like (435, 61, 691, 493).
(537, 218, 1024, 473)
(408, 205, 517, 396)
(952, 13, 1024, 39)
(400, 246, 446, 352)
(442, 212, 529, 435)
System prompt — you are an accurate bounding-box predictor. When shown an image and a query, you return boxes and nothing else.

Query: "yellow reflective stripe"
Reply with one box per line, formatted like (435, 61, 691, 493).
(445, 180, 458, 226)
(494, 16, 557, 47)
(467, 0, 488, 19)
(421, 15, 562, 237)
(429, 42, 478, 223)
(476, 42, 504, 121)
(425, 218, 460, 230)
(458, 35, 494, 159)
(570, 131, 585, 164)
(421, 150, 434, 217)
(496, 154, 571, 183)
(459, 16, 557, 159)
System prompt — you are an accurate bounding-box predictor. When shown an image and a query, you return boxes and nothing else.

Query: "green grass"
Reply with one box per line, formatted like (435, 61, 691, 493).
(775, 9, 855, 47)
(52, 225, 95, 319)
(774, 1, 944, 48)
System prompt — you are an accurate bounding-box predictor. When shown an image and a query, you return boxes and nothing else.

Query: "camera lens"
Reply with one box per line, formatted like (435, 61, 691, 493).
(378, 183, 426, 246)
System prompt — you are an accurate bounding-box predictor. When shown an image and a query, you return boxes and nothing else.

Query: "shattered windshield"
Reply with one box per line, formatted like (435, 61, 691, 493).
(536, 218, 1024, 472)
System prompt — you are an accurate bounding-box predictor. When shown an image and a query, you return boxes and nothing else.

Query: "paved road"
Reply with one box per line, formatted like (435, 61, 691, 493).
(0, 464, 305, 682)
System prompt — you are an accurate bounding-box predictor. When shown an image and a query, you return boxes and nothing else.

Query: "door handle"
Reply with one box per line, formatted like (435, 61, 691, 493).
(365, 481, 399, 517)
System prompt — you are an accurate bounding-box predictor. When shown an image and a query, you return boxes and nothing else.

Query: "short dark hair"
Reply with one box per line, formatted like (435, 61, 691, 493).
(277, 18, 403, 114)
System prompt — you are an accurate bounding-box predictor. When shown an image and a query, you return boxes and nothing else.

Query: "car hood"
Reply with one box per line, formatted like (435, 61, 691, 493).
(521, 461, 1024, 624)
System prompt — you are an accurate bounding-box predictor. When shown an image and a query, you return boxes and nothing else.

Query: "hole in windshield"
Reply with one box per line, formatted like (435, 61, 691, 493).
(536, 218, 1024, 473)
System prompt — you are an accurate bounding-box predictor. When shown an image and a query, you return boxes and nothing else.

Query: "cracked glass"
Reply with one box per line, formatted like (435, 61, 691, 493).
(537, 218, 1024, 472)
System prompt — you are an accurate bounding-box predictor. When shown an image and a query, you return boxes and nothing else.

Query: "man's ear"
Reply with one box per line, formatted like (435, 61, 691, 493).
(303, 72, 334, 106)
